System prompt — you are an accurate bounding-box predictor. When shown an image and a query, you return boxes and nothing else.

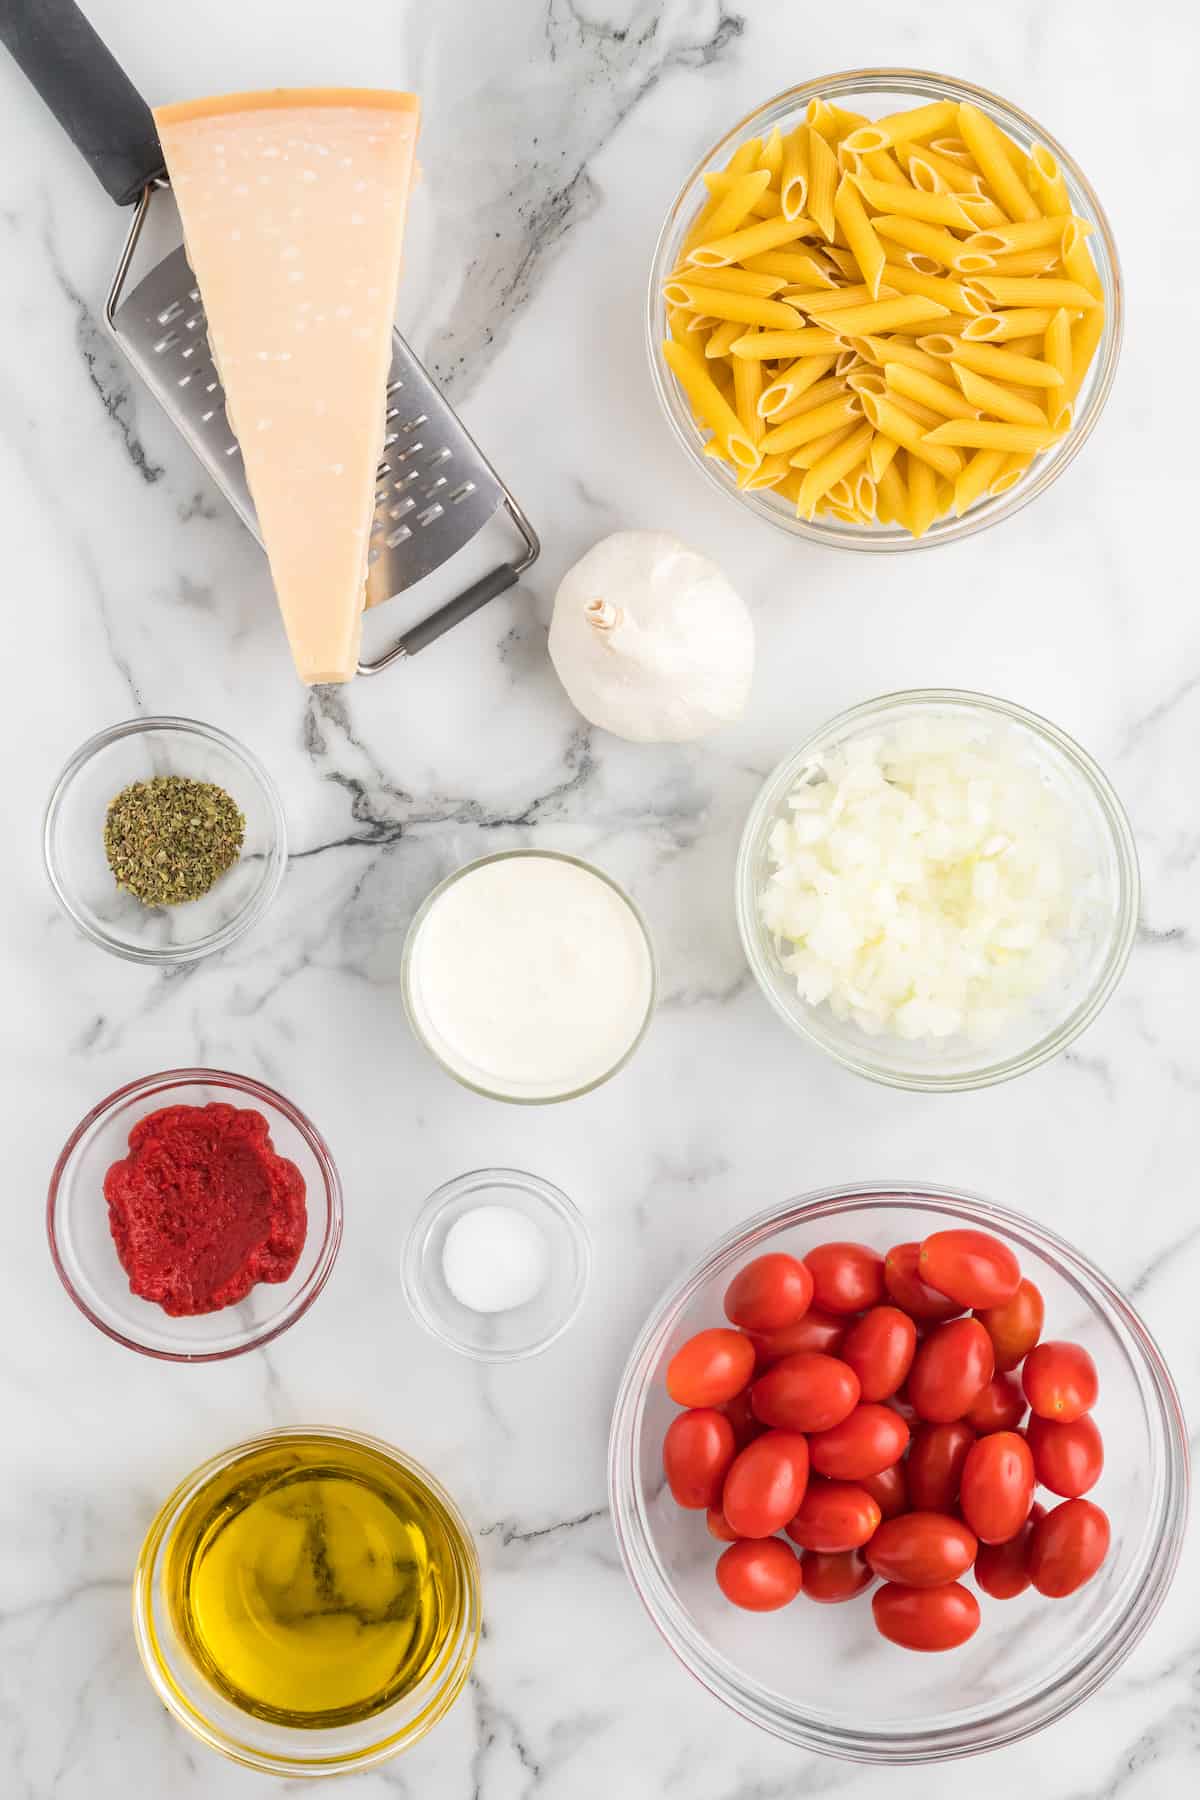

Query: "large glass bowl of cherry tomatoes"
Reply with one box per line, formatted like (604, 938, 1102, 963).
(608, 1184, 1188, 1763)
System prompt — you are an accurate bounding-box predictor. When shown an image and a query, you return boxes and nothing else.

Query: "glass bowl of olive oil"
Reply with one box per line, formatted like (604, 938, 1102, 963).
(133, 1428, 481, 1776)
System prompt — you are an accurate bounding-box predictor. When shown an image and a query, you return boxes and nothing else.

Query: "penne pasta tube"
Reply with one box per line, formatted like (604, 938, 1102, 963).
(851, 171, 976, 228)
(664, 267, 787, 303)
(889, 391, 945, 430)
(743, 249, 838, 285)
(953, 447, 1007, 514)
(824, 244, 864, 282)
(972, 275, 1103, 309)
(857, 334, 957, 381)
(906, 453, 939, 537)
(1028, 143, 1070, 216)
(787, 422, 858, 468)
(835, 175, 888, 298)
(807, 98, 869, 142)
(880, 264, 974, 311)
(662, 338, 760, 467)
(757, 353, 838, 415)
(859, 147, 910, 185)
(885, 360, 979, 419)
(875, 455, 909, 526)
(793, 281, 891, 313)
(845, 366, 886, 396)
(966, 216, 1077, 254)
(1067, 309, 1106, 402)
(960, 307, 1070, 341)
(904, 252, 943, 276)
(922, 419, 1064, 451)
(757, 125, 785, 181)
(672, 283, 806, 329)
(955, 193, 1009, 230)
(843, 100, 958, 154)
(903, 141, 985, 195)
(808, 293, 950, 335)
(956, 102, 1039, 220)
(1061, 219, 1103, 299)
(868, 430, 900, 481)
(762, 391, 863, 454)
(872, 214, 974, 268)
(685, 312, 718, 334)
(690, 170, 772, 244)
(929, 135, 975, 164)
(989, 450, 1034, 494)
(835, 345, 865, 378)
(780, 124, 811, 221)
(705, 318, 743, 359)
(858, 390, 962, 475)
(727, 138, 763, 173)
(946, 339, 1066, 387)
(795, 420, 874, 517)
(689, 213, 818, 269)
(739, 453, 791, 490)
(806, 127, 839, 239)
(952, 364, 1047, 425)
(730, 327, 844, 359)
(767, 375, 847, 421)
(981, 248, 1063, 277)
(732, 354, 764, 439)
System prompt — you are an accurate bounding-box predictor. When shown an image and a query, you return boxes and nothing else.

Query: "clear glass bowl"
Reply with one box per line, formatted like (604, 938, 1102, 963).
(403, 1167, 593, 1361)
(133, 1427, 480, 1777)
(401, 850, 657, 1104)
(44, 716, 287, 963)
(608, 1184, 1189, 1763)
(47, 1069, 342, 1360)
(736, 690, 1139, 1090)
(647, 69, 1122, 549)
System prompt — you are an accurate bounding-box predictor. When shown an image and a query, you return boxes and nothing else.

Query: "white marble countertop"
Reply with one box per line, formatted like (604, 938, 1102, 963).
(2, 1, 1196, 1794)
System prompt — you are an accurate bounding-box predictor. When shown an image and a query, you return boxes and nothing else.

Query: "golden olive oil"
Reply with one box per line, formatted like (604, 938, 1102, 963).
(163, 1433, 470, 1728)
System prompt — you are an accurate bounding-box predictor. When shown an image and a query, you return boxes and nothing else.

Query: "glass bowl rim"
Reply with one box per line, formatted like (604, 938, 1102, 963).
(607, 1180, 1190, 1763)
(735, 687, 1140, 1091)
(401, 848, 658, 1104)
(46, 1066, 343, 1362)
(646, 66, 1124, 552)
(402, 1165, 594, 1362)
(42, 713, 289, 965)
(131, 1424, 482, 1777)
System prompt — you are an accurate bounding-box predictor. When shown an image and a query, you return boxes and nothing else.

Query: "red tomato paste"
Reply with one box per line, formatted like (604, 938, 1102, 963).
(104, 1103, 307, 1316)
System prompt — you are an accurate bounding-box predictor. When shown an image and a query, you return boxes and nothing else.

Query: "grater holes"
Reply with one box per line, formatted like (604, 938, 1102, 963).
(156, 299, 185, 325)
(423, 475, 448, 501)
(386, 524, 413, 548)
(388, 497, 416, 520)
(417, 502, 444, 528)
(398, 413, 428, 433)
(224, 440, 241, 458)
(154, 330, 181, 353)
(448, 481, 477, 504)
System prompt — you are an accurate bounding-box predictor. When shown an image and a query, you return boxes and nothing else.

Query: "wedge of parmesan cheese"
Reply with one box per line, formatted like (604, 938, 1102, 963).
(155, 89, 420, 683)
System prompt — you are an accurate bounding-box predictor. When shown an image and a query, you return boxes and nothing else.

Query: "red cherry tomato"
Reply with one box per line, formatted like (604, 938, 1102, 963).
(803, 1241, 886, 1314)
(724, 1253, 813, 1333)
(964, 1372, 1027, 1435)
(841, 1306, 918, 1401)
(666, 1328, 755, 1408)
(865, 1512, 978, 1588)
(662, 1408, 737, 1509)
(1025, 1412, 1104, 1498)
(784, 1479, 882, 1552)
(801, 1548, 874, 1603)
(974, 1502, 1045, 1600)
(859, 1459, 909, 1521)
(917, 1229, 1022, 1309)
(716, 1537, 804, 1611)
(959, 1430, 1035, 1544)
(907, 1421, 975, 1512)
(883, 1242, 962, 1323)
(975, 1277, 1044, 1371)
(809, 1403, 909, 1480)
(1022, 1340, 1099, 1422)
(705, 1503, 740, 1543)
(719, 1388, 762, 1449)
(748, 1308, 847, 1367)
(1029, 1498, 1110, 1597)
(722, 1430, 810, 1538)
(872, 1581, 980, 1651)
(750, 1352, 860, 1433)
(908, 1317, 995, 1422)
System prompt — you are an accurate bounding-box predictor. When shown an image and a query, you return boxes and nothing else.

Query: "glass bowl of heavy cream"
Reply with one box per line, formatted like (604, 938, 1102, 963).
(401, 849, 657, 1103)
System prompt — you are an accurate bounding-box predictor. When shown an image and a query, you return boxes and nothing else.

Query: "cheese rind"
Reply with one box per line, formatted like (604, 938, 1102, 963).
(155, 89, 420, 683)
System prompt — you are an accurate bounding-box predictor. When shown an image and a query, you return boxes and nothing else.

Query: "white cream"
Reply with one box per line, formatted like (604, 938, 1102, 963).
(406, 853, 654, 1100)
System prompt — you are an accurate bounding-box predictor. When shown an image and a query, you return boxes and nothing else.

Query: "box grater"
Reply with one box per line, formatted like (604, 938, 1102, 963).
(1, 0, 539, 676)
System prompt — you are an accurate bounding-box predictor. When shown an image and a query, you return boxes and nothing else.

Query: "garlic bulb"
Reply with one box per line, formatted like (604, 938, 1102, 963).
(547, 531, 754, 743)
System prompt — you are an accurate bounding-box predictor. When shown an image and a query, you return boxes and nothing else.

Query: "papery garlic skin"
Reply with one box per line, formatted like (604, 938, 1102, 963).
(548, 531, 754, 742)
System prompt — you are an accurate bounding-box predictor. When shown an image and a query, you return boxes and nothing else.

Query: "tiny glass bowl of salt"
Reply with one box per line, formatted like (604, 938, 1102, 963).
(736, 690, 1138, 1092)
(402, 1169, 593, 1361)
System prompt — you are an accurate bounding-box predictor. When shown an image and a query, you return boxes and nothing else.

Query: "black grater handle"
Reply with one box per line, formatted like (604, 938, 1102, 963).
(0, 0, 164, 205)
(359, 564, 521, 675)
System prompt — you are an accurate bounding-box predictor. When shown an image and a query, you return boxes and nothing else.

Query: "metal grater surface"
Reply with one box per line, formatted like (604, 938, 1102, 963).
(110, 244, 506, 609)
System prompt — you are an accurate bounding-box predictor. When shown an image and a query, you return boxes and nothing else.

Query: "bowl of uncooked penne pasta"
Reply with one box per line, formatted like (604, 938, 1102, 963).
(648, 70, 1121, 548)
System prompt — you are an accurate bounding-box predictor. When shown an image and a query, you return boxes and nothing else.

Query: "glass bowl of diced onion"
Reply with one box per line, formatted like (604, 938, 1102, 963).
(647, 70, 1122, 548)
(735, 690, 1139, 1090)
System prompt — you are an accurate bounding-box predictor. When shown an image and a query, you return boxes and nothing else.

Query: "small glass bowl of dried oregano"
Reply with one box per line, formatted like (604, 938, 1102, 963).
(44, 717, 287, 964)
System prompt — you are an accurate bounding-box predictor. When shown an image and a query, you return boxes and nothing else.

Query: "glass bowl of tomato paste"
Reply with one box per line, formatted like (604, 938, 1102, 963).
(608, 1183, 1188, 1762)
(48, 1069, 343, 1361)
